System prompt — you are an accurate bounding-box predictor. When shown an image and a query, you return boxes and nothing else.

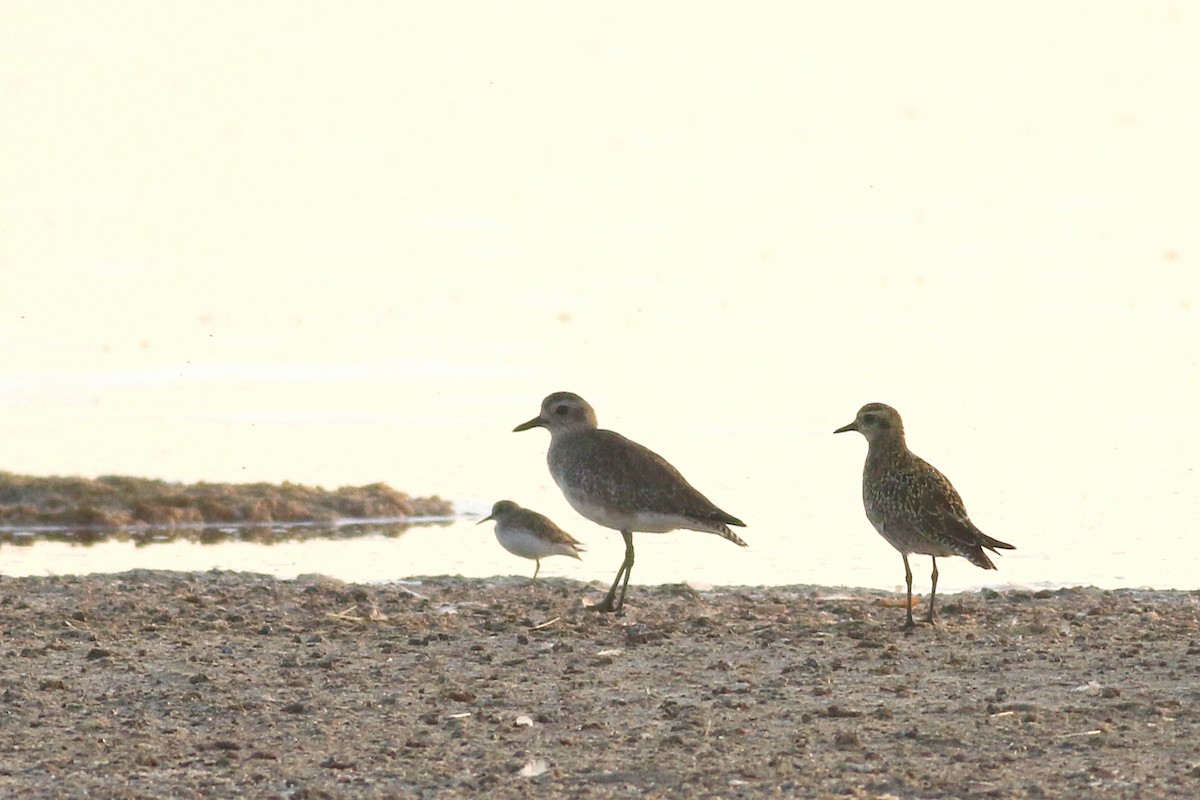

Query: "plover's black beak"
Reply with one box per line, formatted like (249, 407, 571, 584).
(833, 422, 858, 434)
(476, 514, 494, 526)
(513, 416, 545, 432)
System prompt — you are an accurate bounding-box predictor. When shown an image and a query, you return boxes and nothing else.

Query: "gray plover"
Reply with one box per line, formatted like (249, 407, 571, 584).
(514, 391, 746, 613)
(835, 403, 1015, 630)
(477, 500, 584, 583)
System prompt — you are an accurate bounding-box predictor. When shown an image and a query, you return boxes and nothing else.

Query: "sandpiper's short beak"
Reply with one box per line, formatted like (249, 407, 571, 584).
(476, 514, 494, 526)
(833, 422, 858, 434)
(513, 416, 545, 432)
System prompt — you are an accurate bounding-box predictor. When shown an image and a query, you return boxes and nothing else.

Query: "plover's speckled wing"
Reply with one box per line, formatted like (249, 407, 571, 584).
(868, 453, 1007, 569)
(915, 459, 1015, 552)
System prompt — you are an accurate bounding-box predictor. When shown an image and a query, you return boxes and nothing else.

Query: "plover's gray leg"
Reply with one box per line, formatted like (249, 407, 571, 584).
(902, 553, 915, 631)
(925, 557, 939, 624)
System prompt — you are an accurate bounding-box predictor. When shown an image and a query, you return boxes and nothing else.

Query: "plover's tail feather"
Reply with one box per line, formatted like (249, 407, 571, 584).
(714, 523, 748, 548)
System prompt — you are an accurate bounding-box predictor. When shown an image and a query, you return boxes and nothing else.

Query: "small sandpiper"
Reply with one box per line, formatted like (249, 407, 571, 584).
(514, 391, 746, 613)
(835, 403, 1015, 630)
(477, 500, 584, 583)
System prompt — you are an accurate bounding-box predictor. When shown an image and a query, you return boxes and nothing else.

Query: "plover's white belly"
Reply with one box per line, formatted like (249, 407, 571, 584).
(562, 489, 698, 534)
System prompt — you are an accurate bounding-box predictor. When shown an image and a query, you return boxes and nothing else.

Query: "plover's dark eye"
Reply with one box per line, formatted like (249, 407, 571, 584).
(554, 405, 569, 416)
(862, 413, 876, 424)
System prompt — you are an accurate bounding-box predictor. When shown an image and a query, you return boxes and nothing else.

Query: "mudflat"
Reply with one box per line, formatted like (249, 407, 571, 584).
(1, 572, 1197, 798)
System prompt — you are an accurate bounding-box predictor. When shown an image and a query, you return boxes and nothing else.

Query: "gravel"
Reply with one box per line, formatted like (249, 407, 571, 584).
(1, 571, 1198, 798)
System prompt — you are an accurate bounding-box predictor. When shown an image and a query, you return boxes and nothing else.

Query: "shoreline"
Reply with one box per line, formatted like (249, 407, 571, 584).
(1, 571, 1197, 798)
(4, 568, 1197, 606)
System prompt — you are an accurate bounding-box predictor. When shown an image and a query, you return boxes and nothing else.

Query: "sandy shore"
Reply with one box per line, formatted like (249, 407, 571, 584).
(0, 571, 1197, 798)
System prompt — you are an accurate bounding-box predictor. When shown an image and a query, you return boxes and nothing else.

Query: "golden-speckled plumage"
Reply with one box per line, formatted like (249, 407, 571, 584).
(836, 402, 1015, 628)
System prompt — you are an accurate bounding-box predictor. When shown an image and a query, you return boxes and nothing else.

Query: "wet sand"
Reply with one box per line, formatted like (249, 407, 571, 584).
(1, 571, 1197, 798)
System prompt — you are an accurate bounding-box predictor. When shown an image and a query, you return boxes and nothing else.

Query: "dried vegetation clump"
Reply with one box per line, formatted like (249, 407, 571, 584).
(0, 472, 452, 528)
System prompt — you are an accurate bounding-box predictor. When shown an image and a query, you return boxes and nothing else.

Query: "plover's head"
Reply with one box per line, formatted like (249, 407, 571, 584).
(478, 499, 520, 525)
(513, 392, 598, 435)
(834, 402, 905, 443)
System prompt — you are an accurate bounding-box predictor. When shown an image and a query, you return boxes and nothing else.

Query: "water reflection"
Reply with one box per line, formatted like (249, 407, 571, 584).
(0, 509, 1193, 592)
(0, 517, 453, 549)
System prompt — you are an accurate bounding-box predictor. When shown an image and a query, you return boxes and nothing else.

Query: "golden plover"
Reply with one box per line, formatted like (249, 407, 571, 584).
(835, 402, 1015, 629)
(477, 500, 583, 583)
(514, 392, 746, 612)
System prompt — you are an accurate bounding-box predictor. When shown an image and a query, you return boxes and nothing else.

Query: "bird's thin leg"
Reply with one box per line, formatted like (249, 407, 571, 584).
(597, 562, 626, 611)
(614, 530, 635, 612)
(529, 559, 541, 586)
(596, 531, 635, 613)
(902, 553, 915, 631)
(925, 557, 938, 624)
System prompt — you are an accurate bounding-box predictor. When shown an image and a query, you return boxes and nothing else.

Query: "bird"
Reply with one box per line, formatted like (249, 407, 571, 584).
(514, 391, 746, 613)
(477, 500, 584, 584)
(834, 402, 1015, 630)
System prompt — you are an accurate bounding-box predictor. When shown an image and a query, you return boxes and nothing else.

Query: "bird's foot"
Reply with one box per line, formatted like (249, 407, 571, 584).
(901, 615, 938, 633)
(590, 596, 623, 614)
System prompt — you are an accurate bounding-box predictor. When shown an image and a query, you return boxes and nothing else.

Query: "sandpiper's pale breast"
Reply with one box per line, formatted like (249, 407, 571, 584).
(494, 526, 579, 560)
(478, 500, 583, 561)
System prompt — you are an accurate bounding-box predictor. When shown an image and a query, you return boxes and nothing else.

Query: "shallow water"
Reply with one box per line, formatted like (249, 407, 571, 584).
(1, 502, 1192, 593)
